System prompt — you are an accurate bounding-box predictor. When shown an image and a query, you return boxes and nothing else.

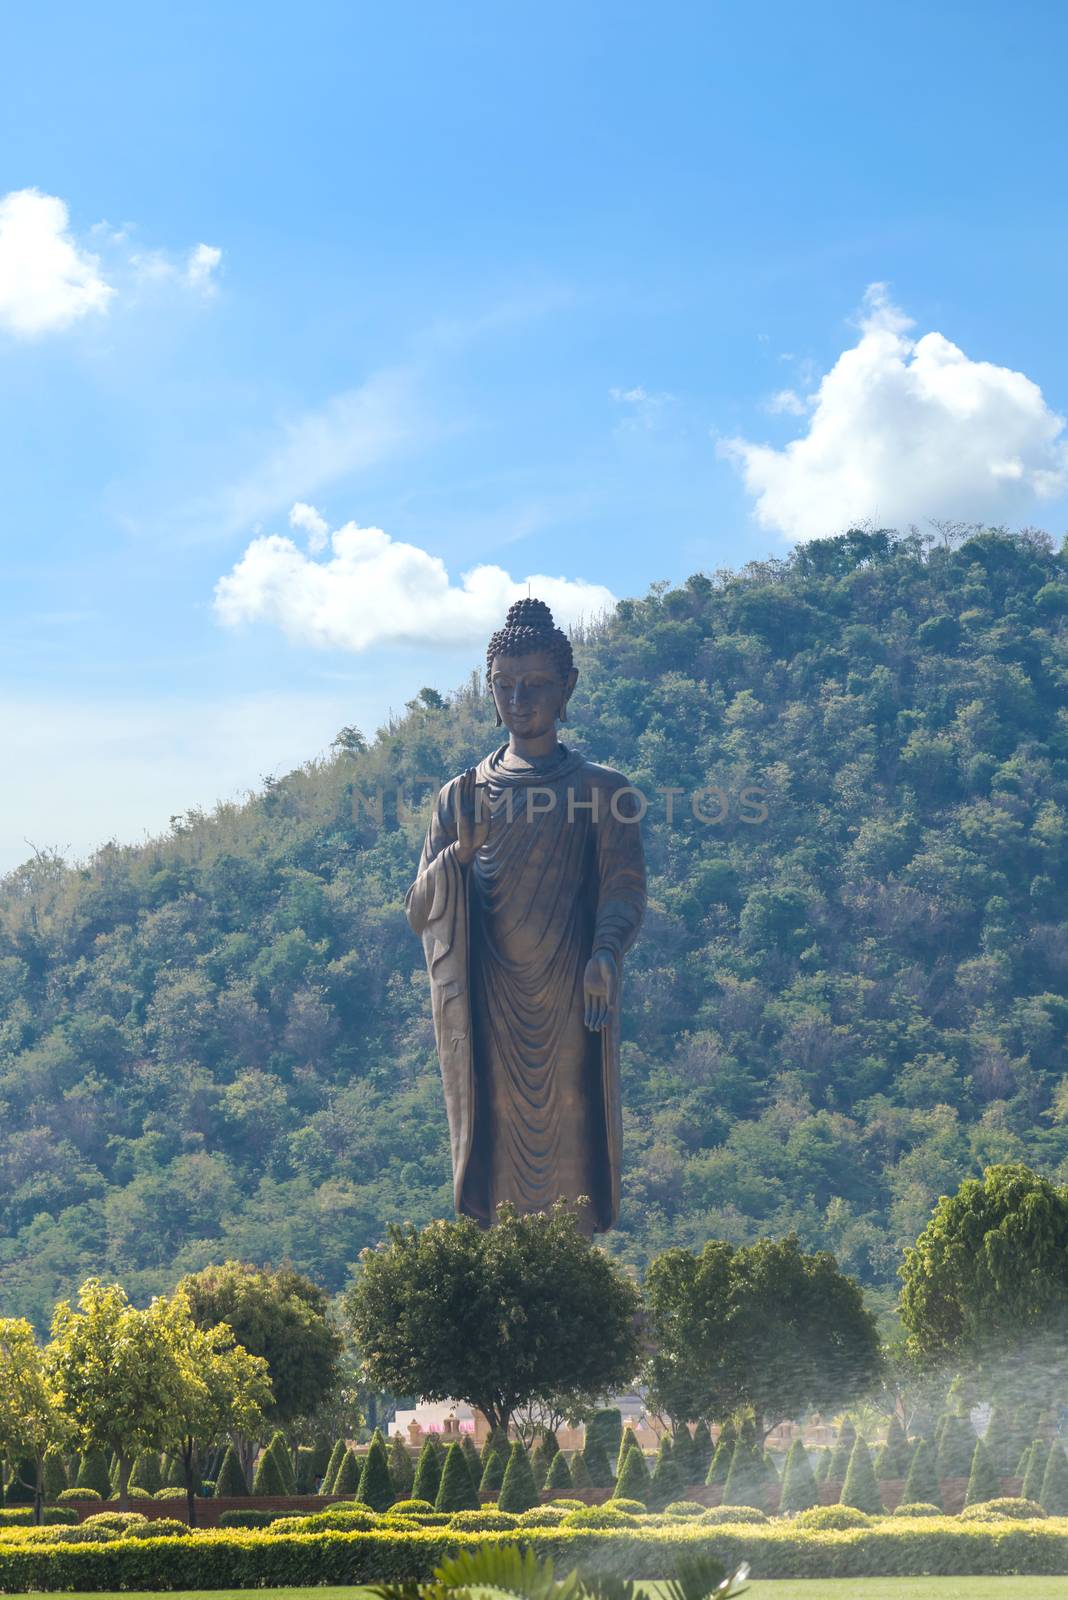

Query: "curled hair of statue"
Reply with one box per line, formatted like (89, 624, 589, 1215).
(485, 597, 575, 683)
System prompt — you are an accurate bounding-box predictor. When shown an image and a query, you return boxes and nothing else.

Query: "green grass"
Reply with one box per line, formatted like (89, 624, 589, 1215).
(746, 1583, 1068, 1599)
(3, 1583, 1068, 1600)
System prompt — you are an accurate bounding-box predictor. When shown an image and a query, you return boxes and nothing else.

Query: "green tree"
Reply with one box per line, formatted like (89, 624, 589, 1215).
(498, 1440, 539, 1514)
(435, 1441, 478, 1513)
(359, 1429, 396, 1512)
(331, 1446, 361, 1497)
(74, 1448, 111, 1497)
(706, 1437, 732, 1487)
(722, 1437, 765, 1508)
(614, 1443, 651, 1501)
(321, 1438, 346, 1493)
(900, 1165, 1068, 1405)
(874, 1416, 909, 1479)
(345, 1205, 641, 1433)
(215, 1442, 249, 1496)
(982, 1407, 1017, 1476)
(828, 1420, 856, 1483)
(479, 1448, 505, 1494)
(616, 1425, 640, 1479)
(779, 1440, 819, 1513)
(543, 1450, 572, 1495)
(411, 1439, 441, 1504)
(1022, 1439, 1051, 1502)
(936, 1413, 975, 1479)
(903, 1438, 941, 1507)
(964, 1437, 1000, 1506)
(47, 1280, 188, 1511)
(41, 1447, 68, 1502)
(252, 1444, 287, 1494)
(645, 1236, 881, 1436)
(389, 1435, 414, 1499)
(1041, 1444, 1068, 1515)
(840, 1436, 882, 1515)
(267, 1431, 296, 1494)
(178, 1262, 343, 1430)
(0, 1318, 68, 1524)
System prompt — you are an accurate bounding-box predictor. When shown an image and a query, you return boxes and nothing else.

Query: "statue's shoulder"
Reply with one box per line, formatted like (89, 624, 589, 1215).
(578, 757, 635, 795)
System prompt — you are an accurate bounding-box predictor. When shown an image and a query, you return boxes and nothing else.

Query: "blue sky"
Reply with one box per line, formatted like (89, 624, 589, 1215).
(3, 0, 1068, 871)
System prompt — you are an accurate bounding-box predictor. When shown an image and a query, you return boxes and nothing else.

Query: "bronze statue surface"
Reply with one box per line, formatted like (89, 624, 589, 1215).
(406, 598, 646, 1233)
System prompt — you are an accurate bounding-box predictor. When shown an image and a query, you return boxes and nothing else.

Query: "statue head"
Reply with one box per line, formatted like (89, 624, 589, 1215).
(485, 598, 578, 736)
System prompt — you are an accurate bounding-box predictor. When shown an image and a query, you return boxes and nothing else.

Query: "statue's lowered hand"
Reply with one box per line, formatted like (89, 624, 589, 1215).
(583, 949, 617, 1032)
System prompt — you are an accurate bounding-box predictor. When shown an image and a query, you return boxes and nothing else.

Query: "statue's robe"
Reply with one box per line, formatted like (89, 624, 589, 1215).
(405, 743, 646, 1232)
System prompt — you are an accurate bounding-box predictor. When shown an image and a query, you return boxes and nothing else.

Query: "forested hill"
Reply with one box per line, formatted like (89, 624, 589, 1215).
(5, 526, 1068, 1328)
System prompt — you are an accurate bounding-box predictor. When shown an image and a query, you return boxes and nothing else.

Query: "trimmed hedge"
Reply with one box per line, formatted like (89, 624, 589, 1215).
(9, 1520, 1068, 1587)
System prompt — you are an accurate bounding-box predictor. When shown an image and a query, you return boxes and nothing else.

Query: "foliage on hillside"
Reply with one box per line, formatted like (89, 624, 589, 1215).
(4, 525, 1068, 1323)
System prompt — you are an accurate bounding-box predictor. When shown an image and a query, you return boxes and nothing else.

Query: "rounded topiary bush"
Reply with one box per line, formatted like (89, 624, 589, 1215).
(447, 1509, 519, 1530)
(892, 1502, 942, 1517)
(388, 1499, 435, 1515)
(662, 1500, 705, 1519)
(562, 1505, 639, 1528)
(23, 1525, 123, 1544)
(795, 1505, 873, 1529)
(57, 1487, 100, 1503)
(292, 1508, 381, 1531)
(700, 1505, 768, 1525)
(518, 1506, 570, 1526)
(959, 1497, 1047, 1521)
(217, 1508, 276, 1529)
(153, 1486, 186, 1500)
(607, 1497, 648, 1515)
(131, 1518, 190, 1539)
(82, 1512, 148, 1531)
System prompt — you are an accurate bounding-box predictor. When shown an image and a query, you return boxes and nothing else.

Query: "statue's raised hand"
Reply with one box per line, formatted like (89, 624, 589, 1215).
(453, 768, 490, 865)
(584, 948, 617, 1032)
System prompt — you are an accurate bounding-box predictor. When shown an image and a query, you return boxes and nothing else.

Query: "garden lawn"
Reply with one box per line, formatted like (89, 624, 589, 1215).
(746, 1584, 1068, 1599)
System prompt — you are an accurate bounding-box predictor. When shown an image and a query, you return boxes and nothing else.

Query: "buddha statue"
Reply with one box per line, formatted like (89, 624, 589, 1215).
(406, 597, 646, 1233)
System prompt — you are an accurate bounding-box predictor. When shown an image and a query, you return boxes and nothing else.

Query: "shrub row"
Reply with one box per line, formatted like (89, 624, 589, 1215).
(6, 1517, 1068, 1588)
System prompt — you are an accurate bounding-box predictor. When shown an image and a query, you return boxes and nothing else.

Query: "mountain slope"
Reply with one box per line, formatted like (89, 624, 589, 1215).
(4, 526, 1068, 1325)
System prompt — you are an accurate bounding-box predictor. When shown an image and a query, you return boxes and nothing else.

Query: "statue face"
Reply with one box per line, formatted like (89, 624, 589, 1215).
(489, 650, 571, 738)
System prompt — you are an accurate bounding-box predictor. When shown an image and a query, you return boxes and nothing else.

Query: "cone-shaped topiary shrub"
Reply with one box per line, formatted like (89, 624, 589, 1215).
(671, 1426, 695, 1485)
(215, 1444, 249, 1497)
(129, 1451, 162, 1496)
(779, 1440, 819, 1514)
(42, 1450, 68, 1502)
(723, 1441, 765, 1508)
(580, 1438, 614, 1489)
(480, 1448, 505, 1494)
(1023, 1440, 1051, 1503)
(1041, 1444, 1068, 1515)
(267, 1432, 296, 1494)
(251, 1445, 287, 1496)
(75, 1451, 111, 1499)
(903, 1439, 940, 1508)
(163, 1454, 185, 1489)
(543, 1450, 573, 1495)
(615, 1444, 651, 1501)
(827, 1421, 856, 1484)
(461, 1435, 482, 1482)
(389, 1436, 414, 1499)
(586, 1409, 623, 1462)
(321, 1440, 346, 1494)
(812, 1447, 831, 1483)
(840, 1437, 882, 1516)
(498, 1441, 538, 1514)
(569, 1451, 589, 1488)
(411, 1440, 441, 1505)
(358, 1431, 395, 1512)
(691, 1425, 714, 1480)
(936, 1413, 975, 1480)
(982, 1408, 1016, 1476)
(435, 1442, 479, 1513)
(330, 1448, 361, 1498)
(6, 1459, 36, 1504)
(706, 1438, 733, 1487)
(874, 1416, 909, 1479)
(481, 1427, 509, 1466)
(649, 1434, 683, 1508)
(965, 1437, 1001, 1507)
(615, 1426, 640, 1481)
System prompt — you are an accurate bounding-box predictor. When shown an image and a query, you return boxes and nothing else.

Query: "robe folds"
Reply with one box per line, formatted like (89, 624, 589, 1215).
(405, 743, 646, 1232)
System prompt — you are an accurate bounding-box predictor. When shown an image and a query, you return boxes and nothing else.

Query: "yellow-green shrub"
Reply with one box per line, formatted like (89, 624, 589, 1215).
(700, 1506, 768, 1525)
(795, 1505, 872, 1529)
(959, 1498, 1046, 1522)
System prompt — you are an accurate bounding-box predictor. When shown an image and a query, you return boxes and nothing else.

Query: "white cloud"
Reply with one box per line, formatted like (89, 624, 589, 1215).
(214, 504, 616, 651)
(609, 384, 673, 431)
(289, 501, 330, 551)
(721, 283, 1068, 541)
(186, 242, 222, 292)
(766, 388, 808, 416)
(0, 188, 113, 335)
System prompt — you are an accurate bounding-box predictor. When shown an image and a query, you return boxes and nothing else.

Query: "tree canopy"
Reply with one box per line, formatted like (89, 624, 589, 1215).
(345, 1202, 641, 1430)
